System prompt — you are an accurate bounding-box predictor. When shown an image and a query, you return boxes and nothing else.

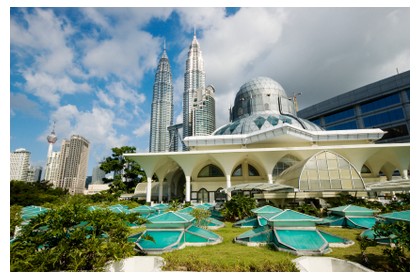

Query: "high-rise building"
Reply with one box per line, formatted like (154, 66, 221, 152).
(182, 32, 216, 148)
(45, 151, 61, 186)
(56, 135, 90, 195)
(91, 165, 106, 184)
(149, 44, 174, 152)
(27, 166, 43, 183)
(10, 148, 30, 181)
(192, 85, 216, 136)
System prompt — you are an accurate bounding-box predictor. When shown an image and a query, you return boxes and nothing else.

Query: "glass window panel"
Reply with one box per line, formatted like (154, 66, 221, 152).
(329, 170, 340, 179)
(360, 93, 401, 113)
(319, 170, 329, 180)
(331, 180, 341, 189)
(198, 164, 224, 177)
(340, 169, 351, 179)
(309, 180, 320, 190)
(317, 159, 327, 169)
(338, 158, 348, 168)
(248, 164, 260, 176)
(232, 165, 243, 177)
(320, 180, 331, 189)
(342, 180, 353, 189)
(306, 159, 317, 170)
(300, 180, 309, 190)
(324, 108, 355, 124)
(352, 180, 364, 189)
(308, 170, 318, 179)
(327, 121, 358, 130)
(327, 159, 338, 170)
(363, 108, 405, 127)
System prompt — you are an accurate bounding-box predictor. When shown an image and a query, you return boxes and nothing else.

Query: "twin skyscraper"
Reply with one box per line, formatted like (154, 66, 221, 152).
(149, 33, 216, 152)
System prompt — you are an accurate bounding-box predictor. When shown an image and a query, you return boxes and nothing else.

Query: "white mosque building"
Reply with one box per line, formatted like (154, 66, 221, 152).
(125, 77, 409, 206)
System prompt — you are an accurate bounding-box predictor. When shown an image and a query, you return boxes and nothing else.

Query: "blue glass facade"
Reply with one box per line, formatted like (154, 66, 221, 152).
(363, 108, 405, 127)
(324, 108, 355, 124)
(298, 71, 410, 143)
(360, 93, 400, 113)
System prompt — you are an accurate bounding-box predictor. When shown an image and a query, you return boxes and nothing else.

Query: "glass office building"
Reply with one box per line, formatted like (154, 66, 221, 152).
(298, 71, 409, 143)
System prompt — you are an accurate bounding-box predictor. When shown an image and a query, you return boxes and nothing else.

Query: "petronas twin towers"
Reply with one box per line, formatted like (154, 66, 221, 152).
(149, 33, 215, 152)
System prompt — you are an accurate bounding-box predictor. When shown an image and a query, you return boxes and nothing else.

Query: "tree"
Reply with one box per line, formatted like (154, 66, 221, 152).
(10, 198, 137, 271)
(100, 146, 146, 193)
(191, 208, 211, 228)
(10, 180, 68, 206)
(221, 194, 257, 222)
(372, 221, 410, 271)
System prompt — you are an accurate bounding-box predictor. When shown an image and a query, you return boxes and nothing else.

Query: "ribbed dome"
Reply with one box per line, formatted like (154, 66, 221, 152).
(231, 77, 288, 122)
(213, 77, 323, 136)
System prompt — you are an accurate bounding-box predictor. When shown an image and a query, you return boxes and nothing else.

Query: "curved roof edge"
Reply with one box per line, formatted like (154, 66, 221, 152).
(184, 124, 385, 147)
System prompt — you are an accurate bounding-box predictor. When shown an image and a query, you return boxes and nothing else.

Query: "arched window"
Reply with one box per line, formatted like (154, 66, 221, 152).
(197, 188, 209, 203)
(198, 164, 224, 177)
(248, 164, 260, 176)
(273, 155, 300, 177)
(232, 164, 243, 177)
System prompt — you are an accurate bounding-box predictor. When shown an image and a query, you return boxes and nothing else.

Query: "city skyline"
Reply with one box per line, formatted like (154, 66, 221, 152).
(9, 6, 410, 175)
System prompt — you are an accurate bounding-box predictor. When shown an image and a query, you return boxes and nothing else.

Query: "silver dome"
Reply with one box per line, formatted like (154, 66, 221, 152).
(213, 77, 323, 136)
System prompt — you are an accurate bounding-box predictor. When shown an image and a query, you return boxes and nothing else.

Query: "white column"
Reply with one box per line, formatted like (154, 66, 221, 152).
(146, 177, 152, 203)
(268, 173, 273, 184)
(226, 174, 232, 201)
(185, 175, 191, 202)
(159, 181, 163, 203)
(401, 169, 409, 179)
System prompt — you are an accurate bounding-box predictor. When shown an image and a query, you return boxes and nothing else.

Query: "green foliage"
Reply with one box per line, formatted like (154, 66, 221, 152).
(221, 195, 257, 222)
(10, 199, 136, 272)
(99, 146, 146, 194)
(372, 221, 410, 271)
(10, 180, 68, 206)
(290, 201, 321, 217)
(10, 205, 23, 238)
(167, 199, 182, 211)
(162, 222, 298, 272)
(191, 208, 211, 228)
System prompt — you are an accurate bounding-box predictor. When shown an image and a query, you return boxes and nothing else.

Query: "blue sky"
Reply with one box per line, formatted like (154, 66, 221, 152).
(8, 5, 410, 177)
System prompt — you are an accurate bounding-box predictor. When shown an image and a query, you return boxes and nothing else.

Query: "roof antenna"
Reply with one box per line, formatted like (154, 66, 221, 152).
(194, 26, 196, 37)
(163, 37, 166, 51)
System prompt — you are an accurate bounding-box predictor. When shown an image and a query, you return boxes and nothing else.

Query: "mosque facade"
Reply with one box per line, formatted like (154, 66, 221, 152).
(126, 77, 409, 206)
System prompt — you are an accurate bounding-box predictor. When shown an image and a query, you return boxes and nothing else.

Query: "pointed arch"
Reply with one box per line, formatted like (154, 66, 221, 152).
(278, 150, 366, 191)
(198, 164, 225, 177)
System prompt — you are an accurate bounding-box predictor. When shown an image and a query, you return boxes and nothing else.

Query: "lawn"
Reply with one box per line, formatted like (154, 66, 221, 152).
(129, 223, 395, 272)
(160, 223, 298, 272)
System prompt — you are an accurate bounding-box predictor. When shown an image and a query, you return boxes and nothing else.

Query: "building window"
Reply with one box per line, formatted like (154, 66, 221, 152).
(232, 164, 243, 177)
(273, 155, 300, 177)
(324, 108, 355, 124)
(326, 120, 358, 130)
(248, 164, 260, 176)
(360, 93, 401, 113)
(197, 188, 209, 202)
(363, 108, 405, 127)
(215, 188, 227, 202)
(198, 164, 224, 177)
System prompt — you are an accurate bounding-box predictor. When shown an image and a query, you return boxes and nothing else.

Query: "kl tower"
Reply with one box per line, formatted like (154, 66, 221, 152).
(44, 122, 58, 183)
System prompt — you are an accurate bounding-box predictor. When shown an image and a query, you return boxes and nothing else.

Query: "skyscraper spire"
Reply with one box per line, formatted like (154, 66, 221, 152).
(149, 43, 174, 152)
(182, 32, 216, 149)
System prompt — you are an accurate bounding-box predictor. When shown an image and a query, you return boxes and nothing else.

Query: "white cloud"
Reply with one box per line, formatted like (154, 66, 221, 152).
(23, 71, 91, 107)
(133, 121, 150, 137)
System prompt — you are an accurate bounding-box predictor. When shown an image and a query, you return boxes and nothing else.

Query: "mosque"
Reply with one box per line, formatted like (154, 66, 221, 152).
(124, 77, 410, 206)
